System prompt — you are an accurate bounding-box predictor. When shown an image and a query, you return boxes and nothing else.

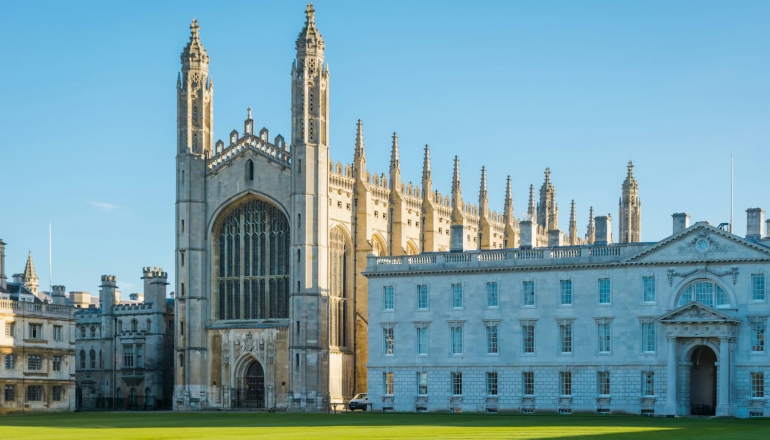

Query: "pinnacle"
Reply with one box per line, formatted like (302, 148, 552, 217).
(23, 251, 38, 282)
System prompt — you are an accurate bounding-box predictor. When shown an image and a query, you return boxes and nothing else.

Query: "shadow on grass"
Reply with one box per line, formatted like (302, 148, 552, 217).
(1, 412, 769, 439)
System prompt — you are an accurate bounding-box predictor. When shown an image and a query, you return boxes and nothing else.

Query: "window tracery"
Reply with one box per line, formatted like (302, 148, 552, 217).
(329, 227, 350, 348)
(677, 280, 731, 308)
(217, 198, 290, 320)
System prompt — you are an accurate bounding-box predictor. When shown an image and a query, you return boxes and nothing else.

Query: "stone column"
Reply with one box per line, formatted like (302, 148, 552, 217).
(716, 337, 731, 416)
(666, 337, 677, 416)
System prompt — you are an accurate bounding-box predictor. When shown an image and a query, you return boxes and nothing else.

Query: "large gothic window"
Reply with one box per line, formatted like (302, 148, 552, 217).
(329, 227, 350, 348)
(217, 198, 290, 320)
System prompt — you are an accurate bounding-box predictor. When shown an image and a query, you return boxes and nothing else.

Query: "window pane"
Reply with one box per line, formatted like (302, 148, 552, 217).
(486, 283, 499, 307)
(523, 281, 535, 306)
(599, 279, 611, 304)
(560, 280, 572, 305)
(643, 276, 656, 302)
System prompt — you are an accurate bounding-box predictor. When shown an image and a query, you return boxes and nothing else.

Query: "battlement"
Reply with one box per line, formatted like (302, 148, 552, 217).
(101, 275, 117, 284)
(115, 302, 154, 312)
(52, 285, 66, 295)
(142, 266, 168, 279)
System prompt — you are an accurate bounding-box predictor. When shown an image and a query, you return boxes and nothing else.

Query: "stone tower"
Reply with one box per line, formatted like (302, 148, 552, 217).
(290, 2, 331, 408)
(175, 18, 214, 407)
(537, 167, 558, 231)
(618, 160, 641, 243)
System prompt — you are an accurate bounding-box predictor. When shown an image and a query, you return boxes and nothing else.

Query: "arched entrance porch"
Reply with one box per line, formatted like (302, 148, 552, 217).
(234, 359, 265, 408)
(689, 345, 717, 415)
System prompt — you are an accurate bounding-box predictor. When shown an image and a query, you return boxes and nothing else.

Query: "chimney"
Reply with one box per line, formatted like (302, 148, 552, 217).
(51, 285, 66, 306)
(746, 208, 765, 242)
(548, 229, 564, 247)
(520, 220, 537, 249)
(672, 213, 690, 235)
(0, 239, 6, 290)
(450, 225, 464, 253)
(594, 215, 612, 246)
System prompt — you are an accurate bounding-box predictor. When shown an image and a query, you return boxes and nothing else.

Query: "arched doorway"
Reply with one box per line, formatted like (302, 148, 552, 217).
(237, 360, 265, 408)
(690, 346, 717, 415)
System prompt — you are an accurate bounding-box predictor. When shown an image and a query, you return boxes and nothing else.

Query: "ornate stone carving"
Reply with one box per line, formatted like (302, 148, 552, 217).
(706, 266, 739, 285)
(245, 332, 254, 352)
(678, 230, 734, 256)
(667, 268, 697, 286)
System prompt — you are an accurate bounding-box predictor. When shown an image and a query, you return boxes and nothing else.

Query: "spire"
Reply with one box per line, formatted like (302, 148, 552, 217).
(296, 3, 325, 61)
(586, 206, 596, 244)
(503, 175, 514, 224)
(451, 156, 464, 223)
(181, 18, 209, 70)
(354, 119, 365, 160)
(421, 144, 432, 194)
(23, 251, 39, 294)
(23, 251, 37, 283)
(527, 184, 536, 222)
(389, 132, 401, 192)
(479, 167, 489, 217)
(390, 132, 400, 172)
(569, 200, 578, 245)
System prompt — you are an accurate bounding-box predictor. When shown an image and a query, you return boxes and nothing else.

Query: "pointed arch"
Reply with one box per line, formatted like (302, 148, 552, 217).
(371, 233, 388, 257)
(406, 240, 419, 256)
(246, 159, 254, 181)
(329, 225, 353, 349)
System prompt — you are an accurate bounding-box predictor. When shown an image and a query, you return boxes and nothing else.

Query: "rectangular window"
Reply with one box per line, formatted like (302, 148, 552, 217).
(416, 327, 428, 355)
(522, 281, 535, 306)
(417, 285, 429, 309)
(598, 371, 611, 395)
(643, 372, 655, 396)
(451, 372, 462, 395)
(451, 326, 463, 355)
(383, 286, 395, 310)
(27, 385, 42, 402)
(560, 280, 572, 305)
(560, 372, 572, 396)
(642, 323, 656, 353)
(751, 319, 766, 352)
(486, 372, 498, 396)
(52, 356, 62, 372)
(451, 283, 463, 308)
(4, 354, 15, 369)
(5, 322, 14, 337)
(522, 324, 535, 354)
(383, 328, 394, 355)
(560, 323, 573, 354)
(598, 323, 612, 353)
(4, 385, 15, 402)
(53, 325, 63, 341)
(52, 386, 62, 402)
(417, 372, 428, 395)
(643, 276, 656, 302)
(123, 345, 134, 367)
(486, 282, 499, 307)
(523, 371, 534, 396)
(486, 324, 499, 355)
(27, 355, 41, 371)
(384, 372, 394, 395)
(751, 372, 765, 398)
(752, 274, 766, 301)
(599, 278, 611, 304)
(28, 323, 43, 339)
(136, 345, 143, 368)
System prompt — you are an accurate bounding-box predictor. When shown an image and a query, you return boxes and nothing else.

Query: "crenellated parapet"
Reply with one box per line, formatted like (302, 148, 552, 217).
(101, 275, 117, 285)
(142, 267, 168, 280)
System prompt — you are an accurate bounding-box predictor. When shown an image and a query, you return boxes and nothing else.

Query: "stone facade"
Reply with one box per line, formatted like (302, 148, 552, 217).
(0, 243, 76, 412)
(173, 4, 644, 410)
(74, 269, 174, 410)
(365, 214, 770, 417)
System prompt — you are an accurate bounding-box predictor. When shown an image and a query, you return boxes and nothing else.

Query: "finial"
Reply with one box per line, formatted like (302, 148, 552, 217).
(545, 167, 551, 182)
(627, 160, 634, 176)
(306, 3, 315, 23)
(390, 132, 400, 171)
(247, 107, 252, 120)
(452, 156, 461, 191)
(354, 119, 365, 160)
(190, 19, 200, 39)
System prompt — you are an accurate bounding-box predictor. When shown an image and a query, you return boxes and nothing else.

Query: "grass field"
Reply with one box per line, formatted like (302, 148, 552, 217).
(1, 411, 769, 440)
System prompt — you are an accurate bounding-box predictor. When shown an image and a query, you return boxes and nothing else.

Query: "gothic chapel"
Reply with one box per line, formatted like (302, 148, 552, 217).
(173, 4, 642, 410)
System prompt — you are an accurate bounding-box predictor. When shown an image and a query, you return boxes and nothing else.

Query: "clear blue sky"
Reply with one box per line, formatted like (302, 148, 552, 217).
(1, 0, 768, 297)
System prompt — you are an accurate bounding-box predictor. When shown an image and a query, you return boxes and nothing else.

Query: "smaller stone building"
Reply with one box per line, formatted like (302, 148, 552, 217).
(0, 241, 76, 412)
(74, 268, 174, 410)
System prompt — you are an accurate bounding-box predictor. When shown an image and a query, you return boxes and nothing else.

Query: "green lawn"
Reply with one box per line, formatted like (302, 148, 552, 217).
(1, 411, 769, 440)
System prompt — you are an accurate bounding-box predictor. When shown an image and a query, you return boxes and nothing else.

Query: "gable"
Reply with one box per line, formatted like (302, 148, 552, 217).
(658, 302, 739, 324)
(624, 223, 770, 264)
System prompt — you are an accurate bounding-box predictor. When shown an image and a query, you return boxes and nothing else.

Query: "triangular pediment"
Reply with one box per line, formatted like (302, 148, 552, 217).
(657, 301, 739, 324)
(623, 222, 770, 264)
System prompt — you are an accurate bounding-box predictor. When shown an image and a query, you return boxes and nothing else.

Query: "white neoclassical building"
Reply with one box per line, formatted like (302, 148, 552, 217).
(365, 211, 770, 417)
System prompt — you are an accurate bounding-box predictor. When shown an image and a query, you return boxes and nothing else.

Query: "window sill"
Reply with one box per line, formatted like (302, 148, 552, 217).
(486, 353, 499, 357)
